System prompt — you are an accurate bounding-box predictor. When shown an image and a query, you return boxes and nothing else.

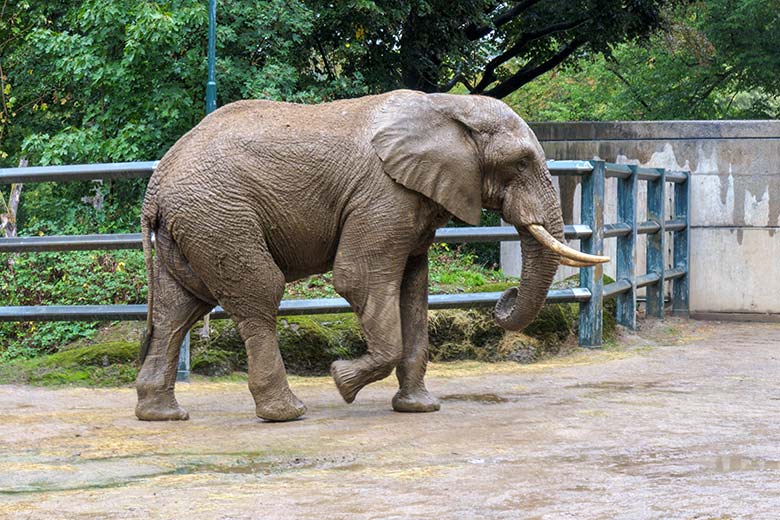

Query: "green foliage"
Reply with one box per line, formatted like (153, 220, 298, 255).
(0, 250, 145, 359)
(1, 0, 683, 167)
(0, 340, 139, 386)
(508, 1, 780, 121)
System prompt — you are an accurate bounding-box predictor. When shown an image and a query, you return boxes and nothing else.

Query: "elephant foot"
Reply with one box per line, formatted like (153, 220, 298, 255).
(392, 389, 441, 413)
(135, 394, 190, 421)
(331, 360, 365, 404)
(255, 391, 307, 422)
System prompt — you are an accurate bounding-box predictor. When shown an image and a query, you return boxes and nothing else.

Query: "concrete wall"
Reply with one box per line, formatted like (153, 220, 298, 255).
(501, 120, 780, 318)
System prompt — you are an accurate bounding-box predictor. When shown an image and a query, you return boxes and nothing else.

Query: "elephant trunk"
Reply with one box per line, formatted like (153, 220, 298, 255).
(494, 219, 563, 332)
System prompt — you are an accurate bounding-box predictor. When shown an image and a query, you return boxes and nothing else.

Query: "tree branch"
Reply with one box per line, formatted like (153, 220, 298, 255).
(483, 38, 586, 98)
(607, 65, 650, 110)
(688, 70, 732, 109)
(472, 16, 591, 93)
(315, 38, 336, 81)
(465, 0, 544, 41)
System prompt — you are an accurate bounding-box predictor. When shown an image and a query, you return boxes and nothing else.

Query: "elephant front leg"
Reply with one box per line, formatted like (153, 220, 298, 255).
(330, 236, 407, 403)
(392, 252, 440, 413)
(330, 287, 404, 403)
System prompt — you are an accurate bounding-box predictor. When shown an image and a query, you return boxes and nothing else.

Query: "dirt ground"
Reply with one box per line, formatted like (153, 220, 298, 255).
(2, 319, 780, 519)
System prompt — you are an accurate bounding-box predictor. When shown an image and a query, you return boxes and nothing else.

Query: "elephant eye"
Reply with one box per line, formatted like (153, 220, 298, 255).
(515, 157, 530, 171)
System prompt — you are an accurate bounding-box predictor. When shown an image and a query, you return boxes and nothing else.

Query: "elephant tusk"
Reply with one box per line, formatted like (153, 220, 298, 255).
(526, 224, 610, 265)
(558, 256, 598, 268)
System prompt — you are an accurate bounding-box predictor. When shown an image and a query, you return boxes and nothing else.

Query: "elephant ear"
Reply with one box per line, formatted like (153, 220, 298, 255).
(370, 92, 483, 226)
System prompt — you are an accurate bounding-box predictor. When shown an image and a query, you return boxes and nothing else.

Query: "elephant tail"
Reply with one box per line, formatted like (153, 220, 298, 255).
(139, 210, 155, 365)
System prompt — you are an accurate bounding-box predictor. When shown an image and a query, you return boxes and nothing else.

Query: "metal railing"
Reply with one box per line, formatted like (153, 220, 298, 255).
(0, 160, 690, 376)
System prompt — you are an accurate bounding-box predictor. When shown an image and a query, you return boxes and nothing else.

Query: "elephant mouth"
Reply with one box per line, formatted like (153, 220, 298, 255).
(525, 224, 609, 267)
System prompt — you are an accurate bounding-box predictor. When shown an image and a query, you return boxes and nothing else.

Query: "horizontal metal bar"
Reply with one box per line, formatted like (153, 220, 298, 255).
(638, 220, 661, 235)
(0, 161, 158, 184)
(563, 224, 593, 240)
(635, 167, 662, 181)
(636, 272, 661, 288)
(547, 160, 594, 176)
(0, 233, 144, 252)
(1, 225, 596, 252)
(0, 288, 592, 322)
(604, 163, 632, 179)
(603, 279, 632, 298)
(665, 219, 686, 232)
(603, 223, 631, 238)
(457, 224, 589, 241)
(665, 171, 688, 183)
(664, 267, 686, 280)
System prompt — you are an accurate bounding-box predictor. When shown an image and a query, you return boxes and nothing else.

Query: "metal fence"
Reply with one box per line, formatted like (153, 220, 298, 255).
(0, 160, 690, 377)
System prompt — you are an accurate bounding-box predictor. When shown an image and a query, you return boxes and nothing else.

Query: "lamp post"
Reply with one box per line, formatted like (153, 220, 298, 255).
(205, 0, 217, 114)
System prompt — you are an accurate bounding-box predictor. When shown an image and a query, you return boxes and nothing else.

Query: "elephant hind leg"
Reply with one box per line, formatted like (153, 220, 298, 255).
(136, 257, 212, 421)
(186, 222, 305, 422)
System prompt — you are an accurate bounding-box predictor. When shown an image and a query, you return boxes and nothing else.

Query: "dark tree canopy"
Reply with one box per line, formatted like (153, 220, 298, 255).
(0, 0, 682, 166)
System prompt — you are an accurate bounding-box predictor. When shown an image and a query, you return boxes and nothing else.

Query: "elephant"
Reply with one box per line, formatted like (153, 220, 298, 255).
(135, 89, 607, 422)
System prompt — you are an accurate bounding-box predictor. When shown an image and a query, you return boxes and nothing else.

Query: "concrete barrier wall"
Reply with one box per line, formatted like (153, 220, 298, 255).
(501, 120, 780, 318)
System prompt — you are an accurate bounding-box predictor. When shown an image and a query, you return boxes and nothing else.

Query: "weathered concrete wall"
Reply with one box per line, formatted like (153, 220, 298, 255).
(501, 120, 780, 317)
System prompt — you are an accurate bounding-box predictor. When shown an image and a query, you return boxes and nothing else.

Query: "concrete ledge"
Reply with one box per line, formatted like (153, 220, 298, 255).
(531, 120, 780, 141)
(691, 312, 780, 323)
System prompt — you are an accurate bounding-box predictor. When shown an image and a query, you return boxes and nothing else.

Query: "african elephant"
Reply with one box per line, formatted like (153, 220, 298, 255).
(135, 90, 607, 422)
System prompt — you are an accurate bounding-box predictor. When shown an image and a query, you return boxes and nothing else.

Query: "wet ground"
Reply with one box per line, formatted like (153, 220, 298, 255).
(2, 319, 780, 519)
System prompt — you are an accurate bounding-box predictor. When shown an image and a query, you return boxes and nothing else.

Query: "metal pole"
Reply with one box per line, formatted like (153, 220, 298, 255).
(578, 160, 605, 347)
(616, 166, 639, 329)
(205, 0, 217, 114)
(646, 169, 667, 318)
(672, 173, 690, 316)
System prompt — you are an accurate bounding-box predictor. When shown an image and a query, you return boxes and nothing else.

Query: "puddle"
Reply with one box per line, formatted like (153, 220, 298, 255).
(711, 455, 780, 472)
(567, 381, 694, 394)
(181, 454, 357, 475)
(440, 393, 513, 404)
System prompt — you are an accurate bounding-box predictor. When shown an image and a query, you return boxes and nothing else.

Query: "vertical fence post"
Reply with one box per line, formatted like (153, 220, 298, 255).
(616, 167, 639, 329)
(672, 172, 690, 315)
(646, 168, 667, 318)
(205, 0, 217, 114)
(579, 160, 605, 347)
(177, 331, 191, 382)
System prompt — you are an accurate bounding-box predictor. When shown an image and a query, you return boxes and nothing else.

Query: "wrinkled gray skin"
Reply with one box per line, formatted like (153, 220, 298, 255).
(135, 90, 565, 422)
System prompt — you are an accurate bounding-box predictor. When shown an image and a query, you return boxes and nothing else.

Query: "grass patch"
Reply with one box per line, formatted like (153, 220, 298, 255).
(0, 341, 139, 386)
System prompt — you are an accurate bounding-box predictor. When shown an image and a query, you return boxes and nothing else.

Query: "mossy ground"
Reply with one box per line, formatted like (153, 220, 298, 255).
(0, 341, 139, 386)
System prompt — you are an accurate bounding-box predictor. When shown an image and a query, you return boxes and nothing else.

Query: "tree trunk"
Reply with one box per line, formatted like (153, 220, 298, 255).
(1, 158, 26, 269)
(1, 158, 26, 239)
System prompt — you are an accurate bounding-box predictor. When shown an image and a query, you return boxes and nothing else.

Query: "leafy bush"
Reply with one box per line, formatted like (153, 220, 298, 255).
(0, 250, 145, 361)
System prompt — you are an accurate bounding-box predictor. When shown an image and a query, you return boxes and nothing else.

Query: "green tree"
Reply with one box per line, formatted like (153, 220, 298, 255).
(507, 0, 780, 121)
(1, 0, 684, 168)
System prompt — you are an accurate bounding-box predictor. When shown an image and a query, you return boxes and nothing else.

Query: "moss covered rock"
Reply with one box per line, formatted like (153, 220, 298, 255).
(0, 341, 139, 386)
(191, 314, 368, 376)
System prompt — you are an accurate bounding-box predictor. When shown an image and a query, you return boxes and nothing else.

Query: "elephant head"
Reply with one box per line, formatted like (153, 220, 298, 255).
(371, 91, 607, 332)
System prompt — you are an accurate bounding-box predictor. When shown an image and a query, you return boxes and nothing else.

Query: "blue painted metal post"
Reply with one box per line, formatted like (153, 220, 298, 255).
(205, 0, 217, 114)
(672, 172, 690, 315)
(616, 166, 639, 329)
(578, 160, 605, 347)
(177, 333, 191, 382)
(646, 168, 667, 318)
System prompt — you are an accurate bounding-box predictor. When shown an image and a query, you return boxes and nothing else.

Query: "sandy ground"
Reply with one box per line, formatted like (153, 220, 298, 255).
(1, 319, 780, 519)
